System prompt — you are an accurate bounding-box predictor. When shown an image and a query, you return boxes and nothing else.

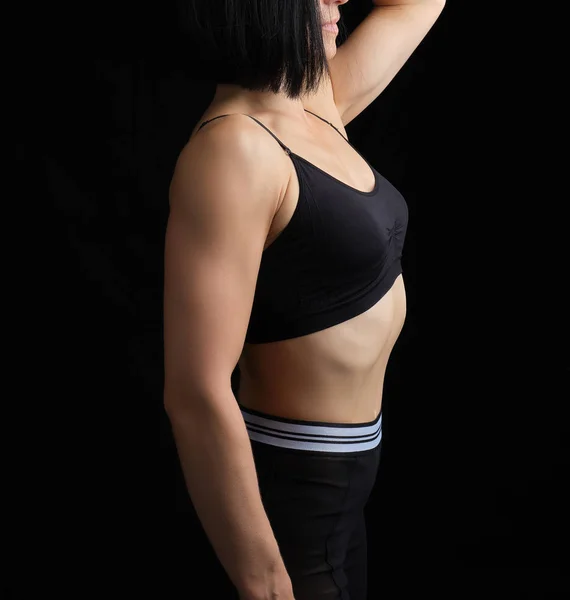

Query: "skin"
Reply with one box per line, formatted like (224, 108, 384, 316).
(189, 0, 407, 424)
(162, 5, 443, 596)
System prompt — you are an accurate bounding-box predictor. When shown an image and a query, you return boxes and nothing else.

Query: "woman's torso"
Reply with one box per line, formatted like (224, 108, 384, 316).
(189, 97, 407, 424)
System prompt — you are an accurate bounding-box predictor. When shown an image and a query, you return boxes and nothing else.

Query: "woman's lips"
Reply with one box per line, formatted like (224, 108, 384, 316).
(322, 23, 339, 33)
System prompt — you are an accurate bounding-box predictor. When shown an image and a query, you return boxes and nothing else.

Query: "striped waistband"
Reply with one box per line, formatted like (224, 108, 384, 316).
(240, 405, 382, 454)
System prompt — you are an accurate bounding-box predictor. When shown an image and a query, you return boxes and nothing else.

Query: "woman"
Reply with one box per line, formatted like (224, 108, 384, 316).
(163, 1, 446, 598)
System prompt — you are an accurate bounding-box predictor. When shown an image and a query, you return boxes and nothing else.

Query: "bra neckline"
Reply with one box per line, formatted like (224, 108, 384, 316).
(288, 151, 380, 197)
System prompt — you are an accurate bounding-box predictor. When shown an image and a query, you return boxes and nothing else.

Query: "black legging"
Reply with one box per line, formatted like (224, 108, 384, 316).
(243, 405, 382, 600)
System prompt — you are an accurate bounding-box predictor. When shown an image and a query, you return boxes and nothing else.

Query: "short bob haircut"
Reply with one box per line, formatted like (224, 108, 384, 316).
(178, 0, 348, 100)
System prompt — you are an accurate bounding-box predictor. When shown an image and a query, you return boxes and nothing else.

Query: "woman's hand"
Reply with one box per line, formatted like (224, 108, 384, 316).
(238, 570, 295, 600)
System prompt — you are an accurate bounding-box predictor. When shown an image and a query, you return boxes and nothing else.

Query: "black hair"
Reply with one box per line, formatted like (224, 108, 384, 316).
(178, 0, 348, 100)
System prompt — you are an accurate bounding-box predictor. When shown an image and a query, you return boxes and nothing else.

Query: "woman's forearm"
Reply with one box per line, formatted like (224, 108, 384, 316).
(165, 391, 293, 598)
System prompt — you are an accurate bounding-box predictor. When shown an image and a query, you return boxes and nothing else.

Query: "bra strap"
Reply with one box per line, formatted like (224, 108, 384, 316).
(197, 109, 347, 154)
(197, 114, 232, 131)
(244, 115, 292, 156)
(197, 113, 292, 156)
(303, 108, 348, 142)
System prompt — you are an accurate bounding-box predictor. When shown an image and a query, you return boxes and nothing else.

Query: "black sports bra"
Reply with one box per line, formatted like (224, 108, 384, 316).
(197, 108, 408, 344)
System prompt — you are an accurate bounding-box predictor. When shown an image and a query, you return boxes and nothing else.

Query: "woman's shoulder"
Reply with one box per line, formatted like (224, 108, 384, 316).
(183, 105, 292, 186)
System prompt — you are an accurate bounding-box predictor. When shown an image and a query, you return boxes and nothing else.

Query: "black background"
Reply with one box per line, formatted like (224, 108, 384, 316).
(13, 0, 569, 597)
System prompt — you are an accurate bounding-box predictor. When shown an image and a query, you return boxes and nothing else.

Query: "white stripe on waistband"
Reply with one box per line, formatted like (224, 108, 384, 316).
(240, 407, 382, 453)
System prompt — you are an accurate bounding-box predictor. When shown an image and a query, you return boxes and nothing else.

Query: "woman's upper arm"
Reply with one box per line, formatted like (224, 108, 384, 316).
(163, 118, 282, 409)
